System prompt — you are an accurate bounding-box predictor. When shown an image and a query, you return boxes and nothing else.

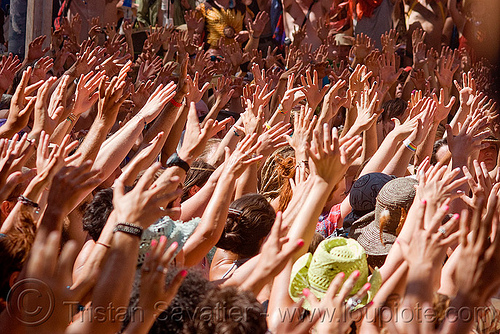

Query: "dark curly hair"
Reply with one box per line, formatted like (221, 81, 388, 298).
(216, 194, 275, 259)
(82, 188, 114, 241)
(184, 286, 267, 334)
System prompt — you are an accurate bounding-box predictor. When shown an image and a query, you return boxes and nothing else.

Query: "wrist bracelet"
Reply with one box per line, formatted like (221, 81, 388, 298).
(278, 103, 286, 114)
(96, 242, 111, 249)
(18, 195, 40, 214)
(264, 122, 271, 130)
(66, 113, 77, 124)
(403, 138, 417, 152)
(171, 99, 182, 108)
(113, 222, 144, 238)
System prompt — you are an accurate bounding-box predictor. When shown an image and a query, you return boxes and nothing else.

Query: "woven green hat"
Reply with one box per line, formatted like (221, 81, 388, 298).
(289, 237, 381, 310)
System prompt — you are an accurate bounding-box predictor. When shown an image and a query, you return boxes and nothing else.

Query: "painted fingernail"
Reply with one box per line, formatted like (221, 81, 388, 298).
(443, 205, 449, 211)
(297, 239, 304, 247)
(180, 270, 188, 277)
(160, 236, 166, 243)
(368, 301, 374, 306)
(339, 272, 345, 279)
(302, 288, 310, 297)
(363, 283, 371, 290)
(172, 241, 178, 248)
(453, 213, 460, 219)
(422, 199, 427, 204)
(151, 239, 158, 247)
(353, 270, 360, 278)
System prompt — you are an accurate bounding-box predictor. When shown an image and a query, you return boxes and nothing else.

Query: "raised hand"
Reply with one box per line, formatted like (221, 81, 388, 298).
(96, 63, 131, 125)
(445, 114, 490, 158)
(454, 71, 476, 114)
(72, 70, 105, 116)
(136, 81, 177, 123)
(256, 121, 291, 157)
(136, 56, 163, 84)
(349, 90, 380, 134)
(178, 101, 220, 164)
(223, 133, 263, 178)
(138, 237, 186, 318)
(185, 72, 210, 105)
(309, 125, 363, 185)
(378, 53, 403, 90)
(432, 88, 455, 123)
(300, 69, 330, 110)
(113, 162, 182, 227)
(0, 53, 22, 93)
(30, 56, 53, 84)
(286, 106, 317, 160)
(411, 28, 426, 48)
(33, 76, 63, 136)
(246, 11, 270, 39)
(435, 47, 459, 90)
(461, 160, 496, 209)
(348, 64, 372, 98)
(351, 33, 374, 62)
(213, 76, 234, 110)
(381, 29, 401, 55)
(1, 67, 40, 137)
(26, 35, 50, 62)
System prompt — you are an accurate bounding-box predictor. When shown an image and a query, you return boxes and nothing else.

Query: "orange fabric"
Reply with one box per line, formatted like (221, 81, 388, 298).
(350, 0, 383, 19)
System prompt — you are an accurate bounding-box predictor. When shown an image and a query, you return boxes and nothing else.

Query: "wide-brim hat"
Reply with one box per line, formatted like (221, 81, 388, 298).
(343, 173, 395, 228)
(289, 237, 381, 310)
(349, 177, 418, 256)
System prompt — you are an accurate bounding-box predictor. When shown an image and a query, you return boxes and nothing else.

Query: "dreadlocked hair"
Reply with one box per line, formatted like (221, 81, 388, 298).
(259, 146, 295, 201)
(277, 156, 297, 212)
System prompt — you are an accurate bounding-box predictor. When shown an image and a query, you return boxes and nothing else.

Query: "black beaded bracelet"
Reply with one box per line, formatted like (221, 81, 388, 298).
(113, 222, 144, 238)
(18, 195, 40, 214)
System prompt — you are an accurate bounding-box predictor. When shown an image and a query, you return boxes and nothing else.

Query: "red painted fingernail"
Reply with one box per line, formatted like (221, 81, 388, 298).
(151, 239, 157, 247)
(368, 301, 374, 306)
(453, 213, 460, 219)
(422, 199, 427, 204)
(297, 239, 304, 247)
(443, 205, 449, 211)
(363, 283, 371, 290)
(160, 236, 166, 243)
(172, 241, 178, 248)
(353, 270, 360, 278)
(180, 270, 188, 277)
(395, 238, 400, 244)
(339, 272, 345, 279)
(302, 288, 310, 297)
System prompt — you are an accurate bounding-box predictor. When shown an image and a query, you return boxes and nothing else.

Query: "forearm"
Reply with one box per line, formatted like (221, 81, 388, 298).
(182, 174, 237, 267)
(360, 131, 403, 175)
(69, 120, 112, 167)
(244, 36, 260, 53)
(287, 176, 332, 259)
(161, 105, 188, 165)
(383, 143, 414, 177)
(143, 94, 184, 144)
(415, 123, 438, 166)
(179, 164, 223, 221)
(362, 124, 378, 161)
(50, 116, 78, 145)
(67, 231, 140, 334)
(92, 116, 145, 180)
(234, 164, 258, 199)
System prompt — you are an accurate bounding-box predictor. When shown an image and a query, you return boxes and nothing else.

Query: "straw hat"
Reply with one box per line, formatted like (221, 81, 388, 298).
(289, 237, 381, 310)
(348, 177, 417, 256)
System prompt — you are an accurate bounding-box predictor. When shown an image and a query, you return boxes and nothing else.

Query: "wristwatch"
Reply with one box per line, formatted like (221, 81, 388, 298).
(166, 152, 190, 173)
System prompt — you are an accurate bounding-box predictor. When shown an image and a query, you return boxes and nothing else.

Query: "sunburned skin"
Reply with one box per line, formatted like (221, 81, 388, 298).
(406, 0, 447, 51)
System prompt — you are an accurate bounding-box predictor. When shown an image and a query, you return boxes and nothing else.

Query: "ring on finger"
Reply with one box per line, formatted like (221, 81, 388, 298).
(438, 227, 446, 236)
(143, 266, 150, 272)
(346, 297, 362, 311)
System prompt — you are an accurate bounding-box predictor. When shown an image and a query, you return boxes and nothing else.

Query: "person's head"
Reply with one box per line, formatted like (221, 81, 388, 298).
(276, 155, 296, 213)
(0, 213, 36, 310)
(83, 188, 114, 241)
(181, 160, 215, 203)
(378, 98, 408, 140)
(216, 194, 275, 259)
(431, 138, 450, 165)
(125, 268, 212, 334)
(259, 146, 295, 201)
(0, 169, 33, 224)
(184, 286, 267, 334)
(197, 138, 222, 164)
(478, 140, 499, 171)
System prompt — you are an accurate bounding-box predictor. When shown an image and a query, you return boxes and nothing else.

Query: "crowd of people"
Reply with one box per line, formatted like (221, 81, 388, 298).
(0, 0, 499, 333)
